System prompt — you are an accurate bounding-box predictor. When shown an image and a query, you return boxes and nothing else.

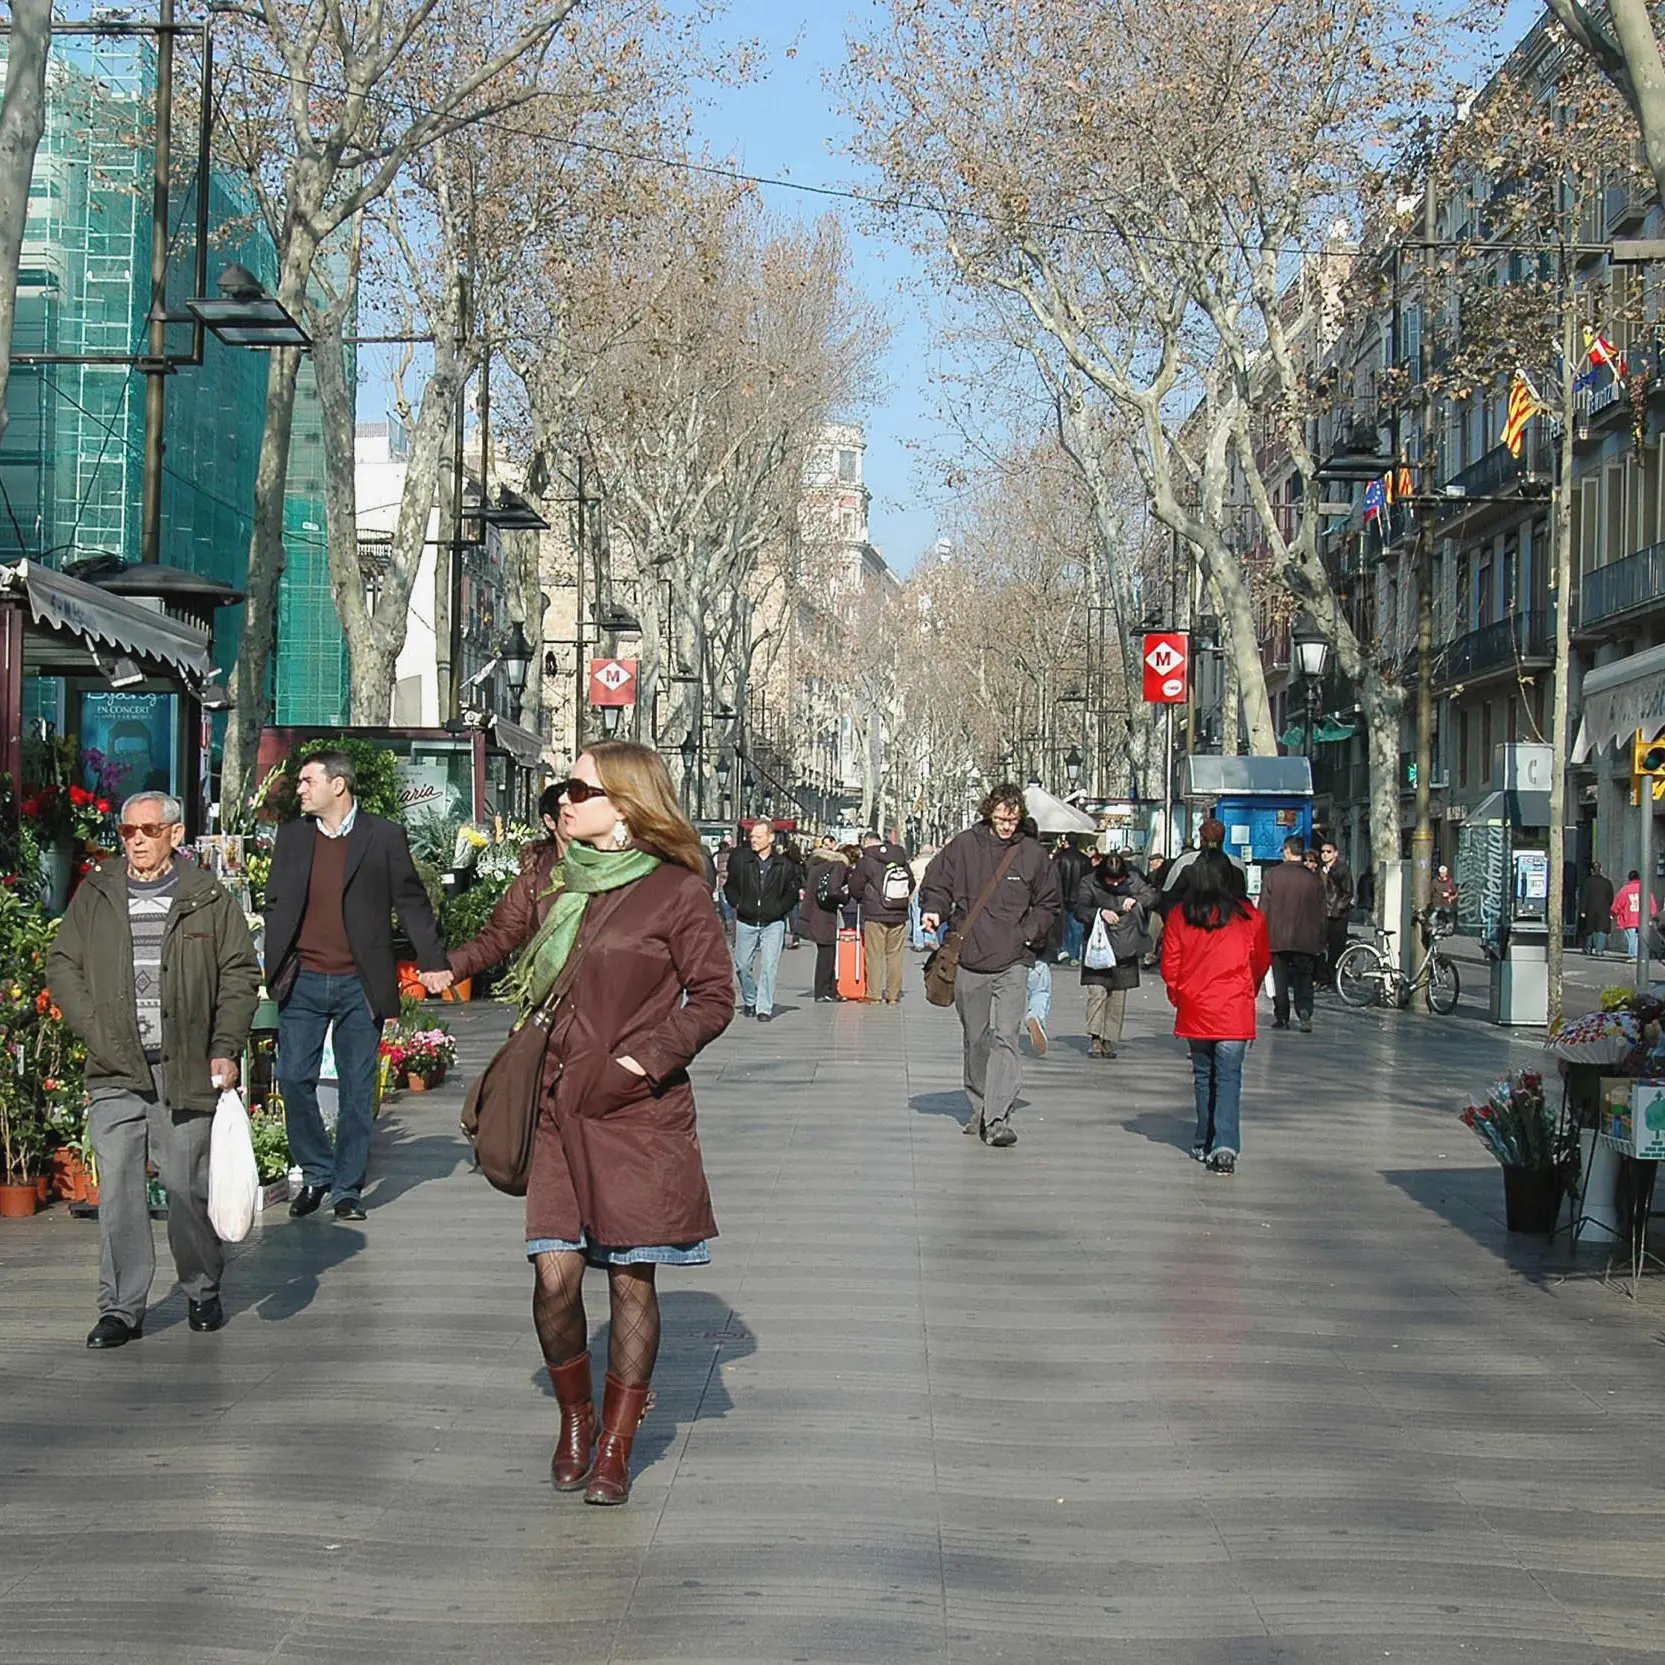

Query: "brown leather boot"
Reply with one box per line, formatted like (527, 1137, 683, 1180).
(547, 1352, 597, 1491)
(584, 1372, 653, 1506)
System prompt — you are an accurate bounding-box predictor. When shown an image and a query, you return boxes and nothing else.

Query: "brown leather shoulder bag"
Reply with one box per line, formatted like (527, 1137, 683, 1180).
(922, 844, 1022, 1007)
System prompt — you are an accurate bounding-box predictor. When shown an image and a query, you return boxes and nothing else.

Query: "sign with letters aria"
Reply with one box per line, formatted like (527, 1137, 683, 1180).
(588, 657, 638, 708)
(1142, 632, 1189, 704)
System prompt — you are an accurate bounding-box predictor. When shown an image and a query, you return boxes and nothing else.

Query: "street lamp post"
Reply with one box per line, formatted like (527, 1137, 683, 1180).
(679, 730, 698, 812)
(1064, 745, 1083, 793)
(716, 752, 733, 823)
(1292, 620, 1330, 763)
(500, 620, 533, 725)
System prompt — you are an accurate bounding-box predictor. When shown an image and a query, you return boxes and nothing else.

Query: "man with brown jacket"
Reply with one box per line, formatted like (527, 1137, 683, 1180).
(48, 792, 260, 1347)
(920, 784, 1060, 1148)
(848, 830, 915, 1003)
(1257, 835, 1327, 1032)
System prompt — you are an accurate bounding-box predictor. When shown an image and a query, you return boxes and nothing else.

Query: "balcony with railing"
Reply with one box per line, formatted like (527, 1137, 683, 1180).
(1441, 608, 1554, 687)
(1581, 540, 1665, 631)
(1437, 429, 1552, 522)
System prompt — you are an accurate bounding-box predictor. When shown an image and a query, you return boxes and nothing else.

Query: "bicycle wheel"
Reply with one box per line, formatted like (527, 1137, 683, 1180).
(1425, 952, 1460, 1015)
(1334, 943, 1381, 1008)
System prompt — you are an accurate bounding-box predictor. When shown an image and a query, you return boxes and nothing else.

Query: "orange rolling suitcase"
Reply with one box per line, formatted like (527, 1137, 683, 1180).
(836, 926, 867, 1001)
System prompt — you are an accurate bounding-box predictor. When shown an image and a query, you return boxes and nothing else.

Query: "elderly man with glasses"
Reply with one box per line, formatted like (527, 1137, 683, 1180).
(48, 792, 261, 1349)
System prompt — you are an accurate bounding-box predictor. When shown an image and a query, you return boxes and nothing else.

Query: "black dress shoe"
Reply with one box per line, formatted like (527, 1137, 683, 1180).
(288, 1184, 328, 1218)
(333, 1198, 367, 1221)
(86, 1314, 141, 1349)
(187, 1297, 226, 1333)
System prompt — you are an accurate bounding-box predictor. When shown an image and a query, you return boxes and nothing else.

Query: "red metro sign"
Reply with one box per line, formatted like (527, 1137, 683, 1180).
(587, 657, 638, 707)
(1142, 632, 1189, 704)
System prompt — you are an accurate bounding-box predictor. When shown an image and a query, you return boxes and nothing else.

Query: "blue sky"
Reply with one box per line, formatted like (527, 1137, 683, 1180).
(687, 2, 946, 575)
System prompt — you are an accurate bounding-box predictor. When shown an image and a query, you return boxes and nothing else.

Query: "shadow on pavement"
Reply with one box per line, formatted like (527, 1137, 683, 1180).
(1119, 1108, 1198, 1156)
(242, 1221, 367, 1322)
(910, 1089, 968, 1121)
(1382, 1165, 1574, 1283)
(526, 1288, 757, 1471)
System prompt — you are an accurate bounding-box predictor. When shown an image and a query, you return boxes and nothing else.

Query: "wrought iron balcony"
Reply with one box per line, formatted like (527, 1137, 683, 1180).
(1437, 430, 1552, 521)
(1442, 609, 1554, 685)
(1581, 540, 1665, 631)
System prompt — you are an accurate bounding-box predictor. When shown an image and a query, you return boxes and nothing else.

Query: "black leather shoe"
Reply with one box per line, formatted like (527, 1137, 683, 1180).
(333, 1198, 367, 1221)
(86, 1315, 141, 1349)
(288, 1184, 327, 1218)
(187, 1297, 226, 1332)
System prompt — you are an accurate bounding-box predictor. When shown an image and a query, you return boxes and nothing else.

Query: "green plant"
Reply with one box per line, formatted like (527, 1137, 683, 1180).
(0, 895, 87, 1180)
(247, 1099, 290, 1183)
(441, 875, 513, 949)
(262, 739, 403, 823)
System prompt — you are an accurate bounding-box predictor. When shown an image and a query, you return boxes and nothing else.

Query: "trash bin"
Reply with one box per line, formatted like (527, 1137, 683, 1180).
(1489, 922, 1548, 1026)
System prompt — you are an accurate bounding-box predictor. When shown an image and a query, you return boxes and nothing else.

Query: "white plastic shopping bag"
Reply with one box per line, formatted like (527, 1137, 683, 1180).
(207, 1088, 259, 1243)
(1084, 912, 1117, 972)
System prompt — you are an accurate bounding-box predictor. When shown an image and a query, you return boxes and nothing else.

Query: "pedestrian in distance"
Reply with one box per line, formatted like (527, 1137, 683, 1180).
(1159, 817, 1246, 917)
(47, 792, 261, 1347)
(1161, 849, 1271, 1176)
(723, 818, 803, 1022)
(1318, 837, 1354, 985)
(263, 750, 450, 1222)
(1433, 863, 1459, 912)
(920, 783, 1061, 1148)
(1017, 817, 1053, 1054)
(849, 828, 915, 1003)
(714, 837, 735, 931)
(1257, 835, 1326, 1032)
(1075, 850, 1157, 1058)
(909, 846, 937, 950)
(1052, 836, 1091, 963)
(801, 837, 852, 1002)
(449, 743, 733, 1505)
(1580, 861, 1615, 955)
(1142, 851, 1169, 967)
(1613, 869, 1658, 960)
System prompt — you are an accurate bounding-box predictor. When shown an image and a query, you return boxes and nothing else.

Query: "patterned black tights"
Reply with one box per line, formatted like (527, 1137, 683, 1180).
(531, 1254, 661, 1385)
(531, 1250, 587, 1368)
(605, 1265, 661, 1386)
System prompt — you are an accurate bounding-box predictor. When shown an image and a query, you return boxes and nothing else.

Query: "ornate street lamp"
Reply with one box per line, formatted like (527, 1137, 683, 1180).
(500, 620, 533, 723)
(1064, 745, 1083, 789)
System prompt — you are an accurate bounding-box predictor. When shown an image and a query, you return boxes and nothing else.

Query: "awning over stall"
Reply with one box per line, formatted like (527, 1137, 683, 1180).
(1181, 755, 1313, 798)
(1573, 643, 1665, 763)
(0, 559, 212, 680)
(487, 714, 547, 768)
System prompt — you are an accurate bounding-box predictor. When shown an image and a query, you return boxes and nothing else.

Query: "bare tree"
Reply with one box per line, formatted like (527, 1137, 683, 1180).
(1544, 1, 1665, 209)
(0, 0, 49, 442)
(211, 0, 581, 810)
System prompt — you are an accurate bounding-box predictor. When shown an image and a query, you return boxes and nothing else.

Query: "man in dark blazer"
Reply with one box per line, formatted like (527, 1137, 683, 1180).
(263, 750, 449, 1221)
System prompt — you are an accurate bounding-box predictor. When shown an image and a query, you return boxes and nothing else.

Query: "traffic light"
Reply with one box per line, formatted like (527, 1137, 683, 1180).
(1634, 729, 1665, 778)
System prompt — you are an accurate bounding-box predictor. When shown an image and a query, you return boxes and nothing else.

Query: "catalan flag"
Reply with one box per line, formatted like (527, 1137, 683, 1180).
(1501, 369, 1545, 458)
(1584, 325, 1626, 379)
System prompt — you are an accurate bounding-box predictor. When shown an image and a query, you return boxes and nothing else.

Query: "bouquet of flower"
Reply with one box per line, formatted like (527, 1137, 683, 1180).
(1548, 1005, 1644, 1067)
(1460, 1069, 1556, 1168)
(398, 1027, 456, 1083)
(66, 784, 116, 847)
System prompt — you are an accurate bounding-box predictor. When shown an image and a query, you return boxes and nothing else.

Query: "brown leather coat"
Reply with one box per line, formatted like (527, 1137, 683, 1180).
(451, 856, 733, 1248)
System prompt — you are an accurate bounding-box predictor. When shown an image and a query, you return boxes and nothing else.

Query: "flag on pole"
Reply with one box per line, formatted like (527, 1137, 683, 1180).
(1361, 477, 1386, 522)
(1501, 369, 1545, 458)
(1584, 325, 1626, 380)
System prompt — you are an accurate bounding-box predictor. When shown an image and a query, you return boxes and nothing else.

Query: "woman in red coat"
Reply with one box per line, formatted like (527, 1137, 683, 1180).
(1161, 849, 1271, 1175)
(446, 742, 734, 1505)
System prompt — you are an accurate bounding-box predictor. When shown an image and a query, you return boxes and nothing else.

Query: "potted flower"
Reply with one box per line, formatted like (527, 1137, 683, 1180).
(398, 1027, 456, 1092)
(1459, 1069, 1567, 1233)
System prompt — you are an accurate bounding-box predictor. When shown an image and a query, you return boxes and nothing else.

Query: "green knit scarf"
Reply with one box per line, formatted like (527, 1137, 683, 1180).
(500, 841, 659, 1017)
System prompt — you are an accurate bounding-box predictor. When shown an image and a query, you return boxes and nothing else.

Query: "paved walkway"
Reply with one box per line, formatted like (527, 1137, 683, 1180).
(4, 955, 1665, 1663)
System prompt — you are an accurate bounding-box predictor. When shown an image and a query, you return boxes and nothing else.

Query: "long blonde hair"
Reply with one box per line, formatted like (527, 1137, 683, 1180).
(586, 740, 707, 876)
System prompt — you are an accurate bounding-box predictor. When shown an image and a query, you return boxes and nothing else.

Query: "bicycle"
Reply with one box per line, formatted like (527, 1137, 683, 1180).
(1333, 907, 1461, 1015)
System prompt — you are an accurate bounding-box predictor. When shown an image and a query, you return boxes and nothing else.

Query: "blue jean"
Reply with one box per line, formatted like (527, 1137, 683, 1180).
(1624, 927, 1640, 959)
(277, 970, 383, 1201)
(734, 919, 786, 1014)
(1025, 959, 1052, 1028)
(1187, 1038, 1248, 1157)
(1585, 931, 1608, 956)
(1061, 913, 1085, 963)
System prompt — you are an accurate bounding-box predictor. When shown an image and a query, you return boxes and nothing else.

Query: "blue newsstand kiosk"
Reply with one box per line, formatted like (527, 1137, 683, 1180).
(1180, 755, 1314, 891)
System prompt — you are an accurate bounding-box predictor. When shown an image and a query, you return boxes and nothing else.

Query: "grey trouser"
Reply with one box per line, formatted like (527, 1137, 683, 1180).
(1085, 984, 1128, 1044)
(86, 1064, 221, 1325)
(955, 962, 1028, 1130)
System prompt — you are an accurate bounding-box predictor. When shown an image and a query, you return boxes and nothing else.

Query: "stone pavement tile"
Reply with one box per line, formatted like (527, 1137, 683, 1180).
(609, 1605, 947, 1664)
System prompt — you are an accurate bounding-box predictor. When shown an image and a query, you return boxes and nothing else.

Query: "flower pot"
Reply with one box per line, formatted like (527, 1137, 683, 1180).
(0, 1181, 41, 1218)
(443, 978, 472, 1003)
(405, 1074, 430, 1093)
(51, 1147, 94, 1204)
(33, 1174, 50, 1204)
(39, 839, 73, 915)
(1502, 1164, 1560, 1234)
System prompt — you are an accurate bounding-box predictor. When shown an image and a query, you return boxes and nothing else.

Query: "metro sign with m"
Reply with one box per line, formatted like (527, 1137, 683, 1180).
(1142, 632, 1189, 704)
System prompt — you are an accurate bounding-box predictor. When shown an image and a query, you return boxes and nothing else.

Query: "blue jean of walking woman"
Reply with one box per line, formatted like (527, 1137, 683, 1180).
(1187, 1038, 1247, 1160)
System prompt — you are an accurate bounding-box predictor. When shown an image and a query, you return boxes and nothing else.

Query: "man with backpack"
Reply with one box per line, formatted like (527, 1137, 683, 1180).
(849, 829, 916, 1004)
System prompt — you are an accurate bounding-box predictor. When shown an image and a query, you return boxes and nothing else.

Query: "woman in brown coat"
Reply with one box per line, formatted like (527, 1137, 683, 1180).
(447, 742, 734, 1505)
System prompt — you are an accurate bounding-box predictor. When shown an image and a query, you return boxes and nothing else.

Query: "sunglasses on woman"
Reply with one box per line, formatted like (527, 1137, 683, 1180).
(556, 778, 609, 805)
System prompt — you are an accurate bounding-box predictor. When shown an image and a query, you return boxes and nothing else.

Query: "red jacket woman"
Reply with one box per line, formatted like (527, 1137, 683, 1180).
(1161, 850, 1271, 1173)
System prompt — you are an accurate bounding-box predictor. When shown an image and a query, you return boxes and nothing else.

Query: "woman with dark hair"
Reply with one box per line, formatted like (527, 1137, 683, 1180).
(801, 836, 852, 1001)
(447, 741, 734, 1505)
(1074, 851, 1158, 1058)
(1160, 849, 1270, 1175)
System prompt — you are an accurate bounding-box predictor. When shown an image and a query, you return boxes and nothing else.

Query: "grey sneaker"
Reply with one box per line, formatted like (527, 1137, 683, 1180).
(1206, 1148, 1237, 1175)
(985, 1119, 1018, 1148)
(962, 1114, 983, 1137)
(1298, 1016, 1312, 1033)
(1190, 1144, 1208, 1164)
(1026, 1015, 1048, 1056)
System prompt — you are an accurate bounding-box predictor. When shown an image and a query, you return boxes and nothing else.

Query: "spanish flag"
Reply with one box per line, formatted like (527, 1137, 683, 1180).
(1501, 369, 1545, 458)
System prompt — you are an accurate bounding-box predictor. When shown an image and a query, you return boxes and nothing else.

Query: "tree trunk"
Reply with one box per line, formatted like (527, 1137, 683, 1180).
(0, 0, 49, 442)
(1546, 292, 1579, 1028)
(222, 339, 305, 817)
(1359, 667, 1405, 876)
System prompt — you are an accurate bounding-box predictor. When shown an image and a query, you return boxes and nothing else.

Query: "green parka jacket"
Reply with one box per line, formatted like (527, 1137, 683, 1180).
(46, 856, 261, 1112)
